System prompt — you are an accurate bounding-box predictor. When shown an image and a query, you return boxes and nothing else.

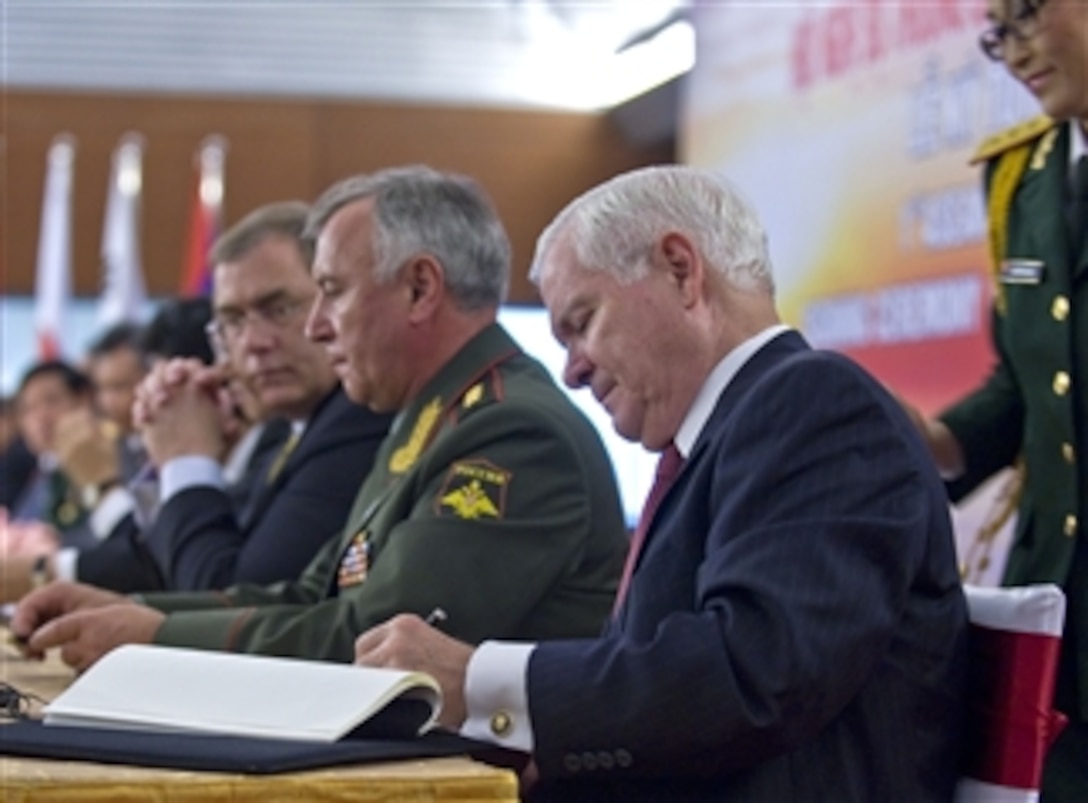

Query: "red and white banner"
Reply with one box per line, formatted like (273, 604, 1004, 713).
(98, 133, 148, 327)
(957, 584, 1067, 803)
(34, 135, 77, 360)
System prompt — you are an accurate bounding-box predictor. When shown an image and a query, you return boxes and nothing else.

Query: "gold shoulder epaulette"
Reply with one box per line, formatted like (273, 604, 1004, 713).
(970, 115, 1055, 165)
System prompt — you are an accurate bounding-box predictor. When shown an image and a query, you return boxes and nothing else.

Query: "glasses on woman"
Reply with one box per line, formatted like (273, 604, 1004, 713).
(978, 0, 1048, 62)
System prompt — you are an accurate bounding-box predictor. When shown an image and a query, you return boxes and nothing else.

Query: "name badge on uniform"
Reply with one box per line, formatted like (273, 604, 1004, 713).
(999, 259, 1045, 285)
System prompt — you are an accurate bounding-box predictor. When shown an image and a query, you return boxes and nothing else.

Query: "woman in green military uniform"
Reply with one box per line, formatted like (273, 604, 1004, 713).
(906, 2, 1088, 798)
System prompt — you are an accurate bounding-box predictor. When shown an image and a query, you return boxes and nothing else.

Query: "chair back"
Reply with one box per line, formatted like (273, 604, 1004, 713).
(955, 583, 1067, 803)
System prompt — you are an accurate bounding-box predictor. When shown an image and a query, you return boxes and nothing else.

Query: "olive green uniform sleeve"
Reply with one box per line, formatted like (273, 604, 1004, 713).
(141, 326, 626, 663)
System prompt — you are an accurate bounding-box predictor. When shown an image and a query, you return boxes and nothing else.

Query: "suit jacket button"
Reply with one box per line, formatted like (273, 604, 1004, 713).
(1053, 371, 1071, 396)
(597, 751, 615, 770)
(1051, 295, 1070, 321)
(580, 752, 598, 771)
(564, 753, 582, 773)
(615, 749, 633, 768)
(1064, 515, 1078, 538)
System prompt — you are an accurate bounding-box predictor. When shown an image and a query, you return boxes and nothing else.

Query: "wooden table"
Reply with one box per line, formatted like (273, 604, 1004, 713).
(0, 644, 519, 802)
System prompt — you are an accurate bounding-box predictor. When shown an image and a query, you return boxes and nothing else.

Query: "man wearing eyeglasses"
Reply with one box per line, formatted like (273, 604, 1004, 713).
(902, 2, 1088, 798)
(25, 203, 393, 601)
(132, 202, 392, 592)
(12, 168, 626, 676)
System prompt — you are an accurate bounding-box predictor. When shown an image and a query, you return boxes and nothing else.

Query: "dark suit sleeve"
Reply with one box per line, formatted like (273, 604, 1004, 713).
(146, 400, 389, 592)
(527, 354, 958, 780)
(146, 486, 245, 590)
(75, 514, 166, 594)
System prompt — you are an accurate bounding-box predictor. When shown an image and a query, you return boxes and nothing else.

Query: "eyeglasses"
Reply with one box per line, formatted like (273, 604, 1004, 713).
(205, 295, 312, 347)
(979, 0, 1048, 62)
(0, 681, 45, 721)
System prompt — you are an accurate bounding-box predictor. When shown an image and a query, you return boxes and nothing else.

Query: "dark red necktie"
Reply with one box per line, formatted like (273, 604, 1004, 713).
(612, 443, 684, 617)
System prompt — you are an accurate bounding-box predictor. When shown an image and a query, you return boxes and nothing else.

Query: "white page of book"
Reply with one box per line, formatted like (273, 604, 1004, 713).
(43, 644, 440, 742)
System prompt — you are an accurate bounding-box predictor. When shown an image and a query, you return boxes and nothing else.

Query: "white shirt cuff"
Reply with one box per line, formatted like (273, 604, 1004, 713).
(54, 547, 79, 582)
(160, 457, 225, 504)
(89, 487, 135, 540)
(461, 641, 536, 752)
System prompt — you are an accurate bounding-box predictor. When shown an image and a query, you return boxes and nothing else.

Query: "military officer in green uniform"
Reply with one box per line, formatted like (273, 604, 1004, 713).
(901, 2, 1088, 798)
(13, 166, 628, 671)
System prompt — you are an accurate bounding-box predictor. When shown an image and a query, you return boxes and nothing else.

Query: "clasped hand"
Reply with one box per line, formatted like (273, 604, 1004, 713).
(133, 359, 230, 465)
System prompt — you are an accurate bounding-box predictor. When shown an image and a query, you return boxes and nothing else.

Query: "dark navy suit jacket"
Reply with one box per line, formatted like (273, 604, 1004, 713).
(145, 387, 392, 591)
(525, 332, 969, 802)
(73, 420, 290, 594)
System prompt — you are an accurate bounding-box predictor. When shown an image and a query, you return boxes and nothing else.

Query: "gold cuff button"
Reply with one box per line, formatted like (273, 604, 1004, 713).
(490, 711, 513, 737)
(1051, 295, 1070, 321)
(1062, 442, 1075, 464)
(1053, 371, 1071, 396)
(1064, 515, 1077, 538)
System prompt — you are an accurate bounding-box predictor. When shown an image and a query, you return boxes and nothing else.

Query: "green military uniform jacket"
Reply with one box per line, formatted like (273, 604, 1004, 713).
(940, 118, 1088, 722)
(144, 323, 627, 662)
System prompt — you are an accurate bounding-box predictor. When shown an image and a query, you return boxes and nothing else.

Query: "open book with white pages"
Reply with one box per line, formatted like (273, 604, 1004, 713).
(43, 644, 442, 742)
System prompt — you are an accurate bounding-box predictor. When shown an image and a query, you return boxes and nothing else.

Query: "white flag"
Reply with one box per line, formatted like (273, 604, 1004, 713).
(98, 133, 147, 327)
(34, 135, 76, 359)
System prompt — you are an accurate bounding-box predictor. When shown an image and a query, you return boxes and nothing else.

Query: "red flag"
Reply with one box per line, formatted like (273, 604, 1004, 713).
(178, 135, 227, 297)
(98, 133, 148, 327)
(34, 135, 77, 359)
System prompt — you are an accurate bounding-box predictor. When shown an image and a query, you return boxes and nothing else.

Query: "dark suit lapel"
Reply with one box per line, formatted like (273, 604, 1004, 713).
(235, 420, 291, 531)
(637, 331, 810, 572)
(235, 391, 346, 532)
(686, 330, 811, 467)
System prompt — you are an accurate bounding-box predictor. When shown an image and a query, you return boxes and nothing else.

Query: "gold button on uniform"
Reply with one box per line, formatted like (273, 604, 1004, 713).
(1064, 515, 1078, 538)
(1062, 442, 1076, 464)
(1053, 371, 1071, 396)
(490, 711, 513, 737)
(1051, 295, 1070, 321)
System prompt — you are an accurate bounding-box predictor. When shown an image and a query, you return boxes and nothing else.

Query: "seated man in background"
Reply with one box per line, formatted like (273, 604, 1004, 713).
(136, 200, 392, 591)
(6, 361, 96, 551)
(54, 298, 220, 554)
(39, 202, 389, 598)
(352, 166, 970, 802)
(59, 322, 150, 489)
(0, 395, 36, 510)
(13, 167, 627, 670)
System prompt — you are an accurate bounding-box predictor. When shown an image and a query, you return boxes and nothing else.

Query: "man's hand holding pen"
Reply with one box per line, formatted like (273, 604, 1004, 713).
(354, 610, 473, 731)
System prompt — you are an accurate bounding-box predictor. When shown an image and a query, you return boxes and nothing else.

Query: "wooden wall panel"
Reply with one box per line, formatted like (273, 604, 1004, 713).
(1, 90, 673, 303)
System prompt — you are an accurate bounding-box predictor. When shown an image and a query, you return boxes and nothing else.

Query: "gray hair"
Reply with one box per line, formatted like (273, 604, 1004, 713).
(306, 165, 510, 310)
(210, 201, 312, 266)
(529, 165, 774, 294)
